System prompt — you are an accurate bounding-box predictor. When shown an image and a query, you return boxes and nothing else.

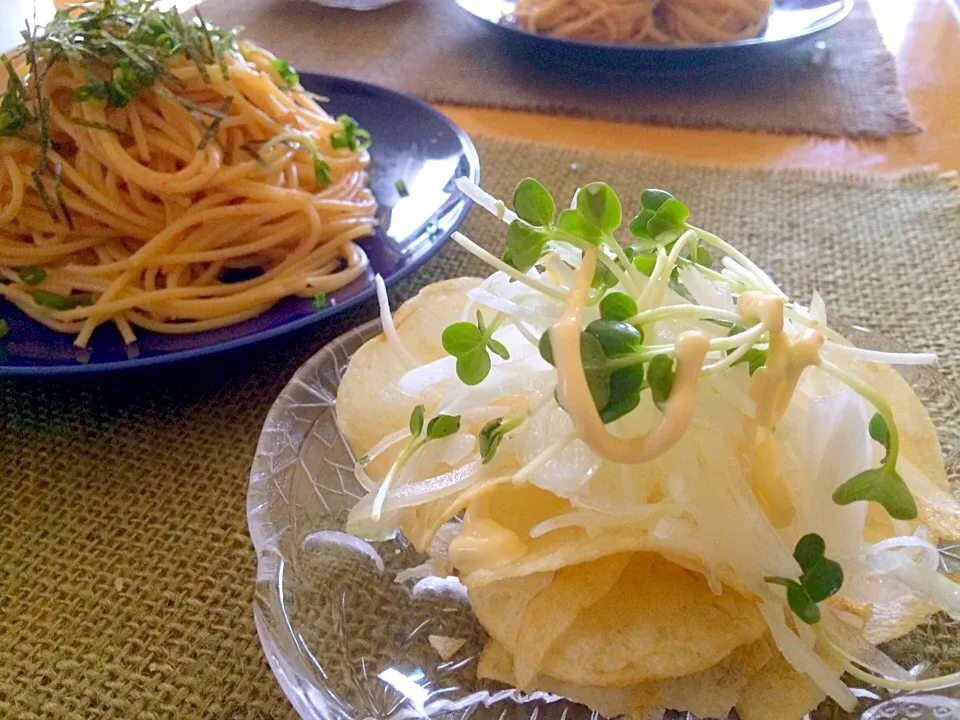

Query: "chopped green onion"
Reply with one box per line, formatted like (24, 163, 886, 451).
(312, 292, 326, 310)
(330, 114, 371, 152)
(314, 157, 332, 188)
(270, 58, 299, 88)
(32, 290, 92, 310)
(395, 179, 408, 197)
(18, 266, 46, 286)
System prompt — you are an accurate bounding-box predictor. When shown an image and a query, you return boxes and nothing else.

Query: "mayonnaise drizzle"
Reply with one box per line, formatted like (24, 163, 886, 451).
(449, 499, 527, 574)
(738, 292, 824, 427)
(552, 247, 710, 464)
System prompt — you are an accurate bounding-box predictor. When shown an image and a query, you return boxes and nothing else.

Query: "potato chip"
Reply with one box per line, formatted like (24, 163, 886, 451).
(478, 639, 633, 719)
(480, 636, 772, 719)
(736, 650, 826, 720)
(338, 277, 481, 459)
(512, 553, 632, 686)
(540, 553, 765, 687)
(629, 638, 772, 718)
(470, 570, 555, 650)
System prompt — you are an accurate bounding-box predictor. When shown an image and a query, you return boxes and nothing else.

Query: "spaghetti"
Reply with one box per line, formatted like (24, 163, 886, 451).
(512, 0, 771, 45)
(0, 1, 376, 348)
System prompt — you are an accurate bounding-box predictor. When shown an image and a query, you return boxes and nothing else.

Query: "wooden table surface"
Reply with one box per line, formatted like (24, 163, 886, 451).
(54, 0, 960, 175)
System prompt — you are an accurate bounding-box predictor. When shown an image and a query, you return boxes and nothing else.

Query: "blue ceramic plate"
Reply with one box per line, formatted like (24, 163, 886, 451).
(456, 0, 854, 72)
(0, 74, 479, 377)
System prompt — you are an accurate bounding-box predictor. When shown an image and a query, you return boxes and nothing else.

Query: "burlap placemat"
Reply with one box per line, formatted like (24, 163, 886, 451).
(2, 135, 959, 719)
(197, 0, 917, 138)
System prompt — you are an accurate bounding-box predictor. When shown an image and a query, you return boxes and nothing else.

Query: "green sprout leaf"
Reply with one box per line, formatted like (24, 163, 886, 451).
(745, 349, 768, 376)
(628, 189, 690, 243)
(513, 178, 555, 228)
(409, 404, 425, 436)
(832, 466, 918, 520)
(585, 320, 643, 358)
(580, 332, 611, 411)
(270, 58, 299, 88)
(632, 253, 657, 277)
(395, 179, 408, 197)
(690, 242, 713, 268)
(540, 326, 643, 424)
(478, 414, 525, 464)
(311, 292, 326, 310)
(575, 183, 621, 234)
(18, 266, 46, 286)
(787, 582, 821, 625)
(803, 557, 844, 603)
(442, 312, 510, 386)
(601, 365, 644, 423)
(628, 210, 656, 241)
(456, 345, 491, 386)
(442, 321, 484, 356)
(647, 354, 675, 407)
(0, 318, 8, 339)
(792, 533, 826, 573)
(647, 198, 690, 238)
(599, 292, 638, 322)
(539, 329, 610, 411)
(765, 533, 844, 625)
(479, 418, 504, 463)
(539, 329, 555, 365)
(869, 412, 891, 461)
(727, 325, 767, 375)
(504, 220, 550, 272)
(427, 414, 461, 440)
(640, 189, 674, 211)
(591, 260, 617, 293)
(488, 338, 510, 360)
(557, 207, 605, 245)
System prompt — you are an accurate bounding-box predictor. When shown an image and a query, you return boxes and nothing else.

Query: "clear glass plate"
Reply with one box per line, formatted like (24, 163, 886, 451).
(249, 319, 960, 720)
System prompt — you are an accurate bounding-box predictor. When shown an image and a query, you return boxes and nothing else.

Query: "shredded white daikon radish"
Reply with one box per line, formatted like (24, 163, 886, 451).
(529, 503, 679, 538)
(350, 459, 486, 520)
(679, 266, 736, 313)
(809, 290, 827, 326)
(821, 610, 911, 681)
(359, 428, 410, 464)
(455, 177, 518, 225)
(376, 274, 417, 369)
(760, 602, 857, 711)
(823, 343, 938, 366)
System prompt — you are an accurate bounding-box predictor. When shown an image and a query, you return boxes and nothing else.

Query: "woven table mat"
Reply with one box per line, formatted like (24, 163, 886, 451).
(197, 0, 917, 138)
(3, 135, 960, 719)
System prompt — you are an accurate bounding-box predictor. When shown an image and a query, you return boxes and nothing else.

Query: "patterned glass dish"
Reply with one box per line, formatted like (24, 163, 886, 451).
(249, 318, 960, 720)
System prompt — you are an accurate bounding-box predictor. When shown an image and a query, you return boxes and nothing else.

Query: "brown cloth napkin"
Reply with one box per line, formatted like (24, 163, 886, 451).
(197, 0, 917, 138)
(2, 136, 958, 719)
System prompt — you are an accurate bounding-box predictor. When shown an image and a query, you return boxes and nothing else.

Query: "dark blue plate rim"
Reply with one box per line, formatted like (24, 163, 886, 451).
(456, 0, 855, 55)
(0, 73, 479, 378)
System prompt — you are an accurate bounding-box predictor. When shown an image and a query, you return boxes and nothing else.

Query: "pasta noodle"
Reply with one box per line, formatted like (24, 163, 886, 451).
(512, 0, 771, 45)
(0, 2, 376, 348)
